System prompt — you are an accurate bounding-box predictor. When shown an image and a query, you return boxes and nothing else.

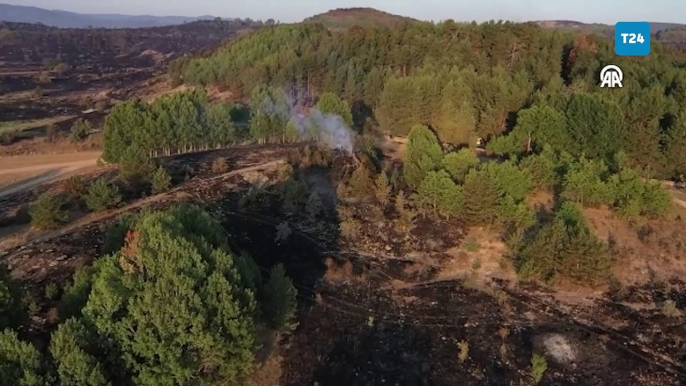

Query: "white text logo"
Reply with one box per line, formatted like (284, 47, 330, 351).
(600, 65, 623, 88)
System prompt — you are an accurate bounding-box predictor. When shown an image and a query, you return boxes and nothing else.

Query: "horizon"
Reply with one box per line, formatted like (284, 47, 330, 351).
(2, 0, 686, 25)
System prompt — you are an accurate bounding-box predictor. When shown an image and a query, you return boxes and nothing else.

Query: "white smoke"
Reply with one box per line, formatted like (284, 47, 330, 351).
(294, 109, 355, 153)
(253, 88, 356, 153)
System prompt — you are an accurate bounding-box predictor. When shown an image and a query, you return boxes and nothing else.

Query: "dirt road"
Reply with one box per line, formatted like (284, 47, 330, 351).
(0, 152, 101, 198)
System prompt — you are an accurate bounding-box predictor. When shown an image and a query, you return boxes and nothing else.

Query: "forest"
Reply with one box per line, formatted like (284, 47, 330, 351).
(171, 20, 686, 180)
(3, 17, 686, 386)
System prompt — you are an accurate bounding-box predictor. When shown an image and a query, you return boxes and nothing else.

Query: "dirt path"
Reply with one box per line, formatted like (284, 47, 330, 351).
(0, 159, 286, 252)
(0, 152, 101, 198)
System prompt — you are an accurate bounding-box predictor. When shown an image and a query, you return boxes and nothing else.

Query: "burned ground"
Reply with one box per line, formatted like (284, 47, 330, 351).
(0, 144, 685, 385)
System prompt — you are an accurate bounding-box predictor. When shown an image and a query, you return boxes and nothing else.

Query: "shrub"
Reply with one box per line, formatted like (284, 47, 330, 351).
(395, 190, 416, 231)
(275, 222, 292, 243)
(263, 263, 298, 333)
(1, 129, 18, 145)
(62, 175, 88, 204)
(30, 192, 68, 230)
(531, 353, 548, 384)
(44, 283, 59, 300)
(306, 192, 323, 219)
(212, 157, 229, 174)
(69, 119, 91, 143)
(46, 123, 60, 143)
(348, 165, 375, 198)
(457, 340, 469, 363)
(374, 171, 391, 206)
(662, 300, 682, 318)
(150, 166, 172, 194)
(86, 178, 122, 212)
(53, 62, 69, 73)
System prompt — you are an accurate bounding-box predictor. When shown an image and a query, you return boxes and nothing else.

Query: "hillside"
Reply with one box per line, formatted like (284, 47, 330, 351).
(304, 8, 417, 30)
(0, 3, 216, 28)
(536, 20, 685, 35)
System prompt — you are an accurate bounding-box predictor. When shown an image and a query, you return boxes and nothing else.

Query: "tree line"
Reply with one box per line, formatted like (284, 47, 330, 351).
(0, 205, 298, 385)
(102, 87, 356, 162)
(172, 21, 686, 180)
(103, 90, 240, 162)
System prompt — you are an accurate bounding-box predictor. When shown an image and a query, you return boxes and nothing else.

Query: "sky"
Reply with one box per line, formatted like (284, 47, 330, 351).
(4, 0, 686, 24)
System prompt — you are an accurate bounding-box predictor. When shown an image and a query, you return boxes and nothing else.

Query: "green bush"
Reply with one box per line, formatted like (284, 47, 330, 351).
(150, 166, 172, 194)
(263, 263, 298, 333)
(44, 283, 58, 300)
(62, 175, 88, 204)
(86, 178, 122, 212)
(69, 119, 91, 143)
(30, 192, 68, 230)
(531, 353, 548, 384)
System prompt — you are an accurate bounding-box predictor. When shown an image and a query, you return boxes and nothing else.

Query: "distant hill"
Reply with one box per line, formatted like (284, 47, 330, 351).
(0, 3, 217, 28)
(536, 20, 685, 35)
(304, 8, 417, 30)
(536, 20, 686, 49)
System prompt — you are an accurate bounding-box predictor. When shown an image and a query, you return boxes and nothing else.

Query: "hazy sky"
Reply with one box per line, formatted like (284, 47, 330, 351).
(5, 0, 686, 24)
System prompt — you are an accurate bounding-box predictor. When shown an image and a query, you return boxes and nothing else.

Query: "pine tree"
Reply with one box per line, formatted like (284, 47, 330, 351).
(263, 264, 298, 333)
(151, 166, 172, 194)
(443, 149, 479, 184)
(403, 125, 443, 190)
(316, 92, 353, 127)
(50, 318, 109, 386)
(0, 330, 45, 386)
(86, 178, 122, 212)
(462, 169, 502, 225)
(78, 205, 263, 385)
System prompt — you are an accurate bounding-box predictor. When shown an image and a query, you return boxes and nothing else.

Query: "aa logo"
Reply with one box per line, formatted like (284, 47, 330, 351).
(600, 65, 623, 88)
